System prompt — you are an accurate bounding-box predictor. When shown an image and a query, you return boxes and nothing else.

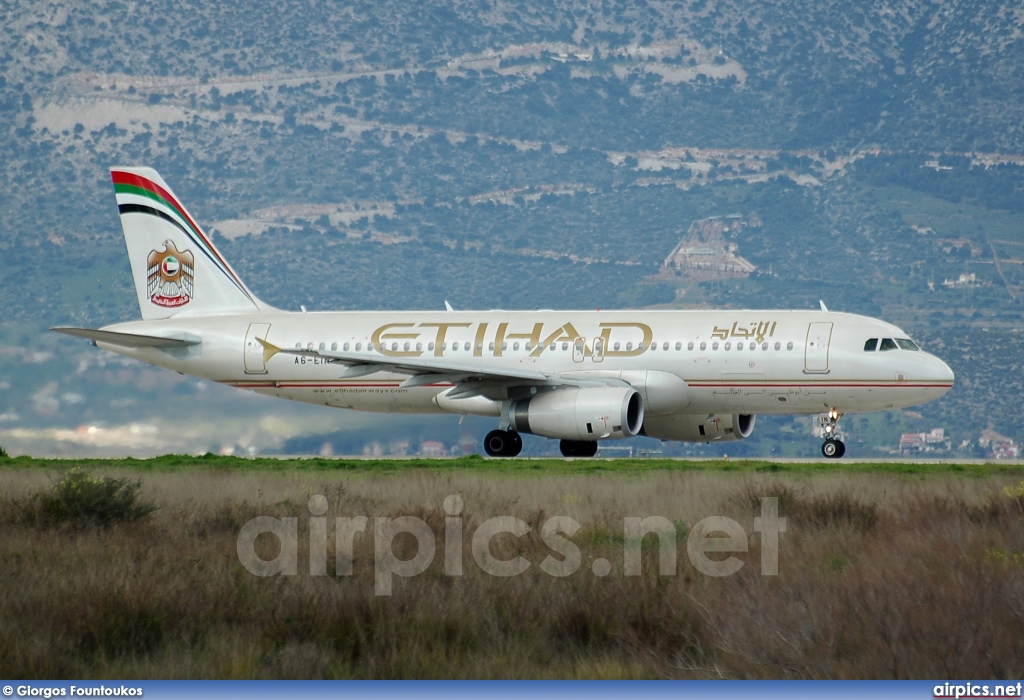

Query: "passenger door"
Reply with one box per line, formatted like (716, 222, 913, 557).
(804, 322, 833, 373)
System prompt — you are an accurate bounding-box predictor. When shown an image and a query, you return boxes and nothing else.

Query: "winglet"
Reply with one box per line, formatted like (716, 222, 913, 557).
(819, 300, 829, 312)
(256, 337, 282, 364)
(444, 300, 454, 312)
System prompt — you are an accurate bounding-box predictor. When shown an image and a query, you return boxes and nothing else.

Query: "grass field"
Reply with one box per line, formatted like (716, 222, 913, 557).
(1, 457, 1023, 679)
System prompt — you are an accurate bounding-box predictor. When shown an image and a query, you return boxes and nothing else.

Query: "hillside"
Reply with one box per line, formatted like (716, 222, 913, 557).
(1, 0, 1022, 456)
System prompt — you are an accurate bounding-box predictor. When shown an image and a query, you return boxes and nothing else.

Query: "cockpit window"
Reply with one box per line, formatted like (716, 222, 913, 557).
(864, 338, 878, 352)
(896, 338, 920, 351)
(879, 338, 898, 351)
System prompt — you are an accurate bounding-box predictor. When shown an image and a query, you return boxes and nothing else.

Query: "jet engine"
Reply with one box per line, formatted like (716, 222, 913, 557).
(504, 386, 644, 441)
(641, 413, 756, 443)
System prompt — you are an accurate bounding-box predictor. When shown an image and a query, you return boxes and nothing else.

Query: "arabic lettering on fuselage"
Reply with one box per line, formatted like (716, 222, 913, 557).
(711, 321, 778, 343)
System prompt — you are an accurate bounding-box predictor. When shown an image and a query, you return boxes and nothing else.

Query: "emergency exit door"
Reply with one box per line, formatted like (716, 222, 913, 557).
(572, 337, 586, 363)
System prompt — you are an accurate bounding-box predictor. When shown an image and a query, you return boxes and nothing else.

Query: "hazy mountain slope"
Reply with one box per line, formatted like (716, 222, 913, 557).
(0, 0, 1021, 455)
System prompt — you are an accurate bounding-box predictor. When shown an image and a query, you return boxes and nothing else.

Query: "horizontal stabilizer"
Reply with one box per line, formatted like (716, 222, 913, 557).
(51, 327, 200, 348)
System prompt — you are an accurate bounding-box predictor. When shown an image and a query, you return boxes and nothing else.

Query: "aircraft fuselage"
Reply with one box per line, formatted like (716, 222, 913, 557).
(100, 308, 953, 417)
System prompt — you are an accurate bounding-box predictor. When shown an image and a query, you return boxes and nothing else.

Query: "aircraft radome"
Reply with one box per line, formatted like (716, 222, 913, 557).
(53, 168, 955, 458)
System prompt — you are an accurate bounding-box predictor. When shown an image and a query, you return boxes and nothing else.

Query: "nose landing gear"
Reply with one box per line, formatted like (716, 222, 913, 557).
(820, 408, 846, 459)
(822, 438, 845, 458)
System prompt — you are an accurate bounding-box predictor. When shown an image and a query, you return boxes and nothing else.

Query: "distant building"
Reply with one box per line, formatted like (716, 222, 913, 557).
(660, 216, 757, 281)
(418, 440, 447, 456)
(979, 428, 1019, 459)
(990, 442, 1021, 460)
(899, 433, 926, 454)
(899, 428, 951, 454)
(943, 273, 978, 288)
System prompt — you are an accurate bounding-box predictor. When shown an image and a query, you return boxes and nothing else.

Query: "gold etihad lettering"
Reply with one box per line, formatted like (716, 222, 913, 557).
(598, 322, 653, 357)
(473, 323, 488, 357)
(531, 322, 583, 357)
(370, 323, 421, 357)
(370, 320, 654, 359)
(711, 321, 778, 343)
(506, 322, 543, 351)
(418, 322, 472, 357)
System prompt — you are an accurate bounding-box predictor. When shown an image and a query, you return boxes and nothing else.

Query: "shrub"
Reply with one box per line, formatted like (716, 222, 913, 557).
(734, 481, 803, 514)
(27, 468, 157, 528)
(1003, 480, 1024, 517)
(735, 482, 878, 533)
(800, 490, 878, 533)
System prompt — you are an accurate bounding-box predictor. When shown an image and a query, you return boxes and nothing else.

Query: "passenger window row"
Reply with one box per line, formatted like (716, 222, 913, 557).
(294, 340, 801, 354)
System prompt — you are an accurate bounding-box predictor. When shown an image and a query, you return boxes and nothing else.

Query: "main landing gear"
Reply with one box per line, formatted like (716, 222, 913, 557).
(482, 431, 600, 458)
(559, 440, 599, 458)
(820, 408, 846, 459)
(484, 429, 522, 457)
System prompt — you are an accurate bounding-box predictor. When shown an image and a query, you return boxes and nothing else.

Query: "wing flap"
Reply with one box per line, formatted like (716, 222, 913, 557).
(258, 338, 550, 384)
(255, 339, 633, 395)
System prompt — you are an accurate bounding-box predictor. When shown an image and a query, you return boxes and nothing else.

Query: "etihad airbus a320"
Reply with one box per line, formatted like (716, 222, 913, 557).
(53, 168, 954, 458)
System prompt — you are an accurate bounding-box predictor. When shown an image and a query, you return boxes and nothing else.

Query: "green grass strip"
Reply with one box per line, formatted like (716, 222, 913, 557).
(1, 454, 1022, 477)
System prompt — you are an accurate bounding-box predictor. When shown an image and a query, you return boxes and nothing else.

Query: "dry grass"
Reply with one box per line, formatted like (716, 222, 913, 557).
(1, 467, 1023, 679)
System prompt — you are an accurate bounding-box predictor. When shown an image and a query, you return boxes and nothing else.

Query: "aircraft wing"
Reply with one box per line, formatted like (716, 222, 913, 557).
(51, 327, 200, 348)
(258, 338, 624, 396)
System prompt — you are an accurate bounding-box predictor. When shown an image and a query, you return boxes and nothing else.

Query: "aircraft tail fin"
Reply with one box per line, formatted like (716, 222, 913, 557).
(111, 167, 273, 320)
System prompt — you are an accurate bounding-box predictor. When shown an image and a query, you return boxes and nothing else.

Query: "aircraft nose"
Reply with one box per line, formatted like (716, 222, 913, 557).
(940, 358, 955, 383)
(927, 353, 955, 392)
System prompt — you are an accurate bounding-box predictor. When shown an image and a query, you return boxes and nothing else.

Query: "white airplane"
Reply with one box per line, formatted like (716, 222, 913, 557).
(53, 167, 954, 458)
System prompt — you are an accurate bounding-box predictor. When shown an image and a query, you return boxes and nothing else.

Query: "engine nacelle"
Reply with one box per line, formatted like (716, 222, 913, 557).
(641, 413, 756, 443)
(505, 386, 644, 441)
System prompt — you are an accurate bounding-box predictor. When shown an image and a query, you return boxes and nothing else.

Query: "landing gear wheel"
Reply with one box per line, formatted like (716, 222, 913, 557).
(559, 439, 599, 458)
(484, 430, 522, 457)
(819, 408, 846, 459)
(822, 438, 846, 459)
(508, 431, 523, 456)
